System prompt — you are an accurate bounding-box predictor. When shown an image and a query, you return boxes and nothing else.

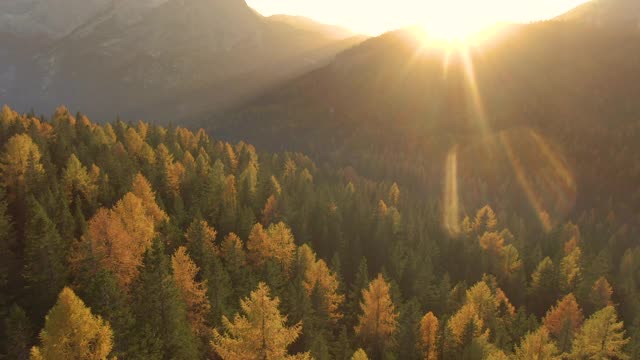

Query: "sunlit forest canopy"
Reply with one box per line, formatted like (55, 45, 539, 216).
(0, 105, 638, 359)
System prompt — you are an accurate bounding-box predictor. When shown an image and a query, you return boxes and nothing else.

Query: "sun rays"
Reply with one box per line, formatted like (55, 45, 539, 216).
(435, 39, 576, 235)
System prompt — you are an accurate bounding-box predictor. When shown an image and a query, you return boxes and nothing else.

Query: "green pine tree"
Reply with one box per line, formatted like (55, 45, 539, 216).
(22, 197, 67, 321)
(130, 239, 199, 360)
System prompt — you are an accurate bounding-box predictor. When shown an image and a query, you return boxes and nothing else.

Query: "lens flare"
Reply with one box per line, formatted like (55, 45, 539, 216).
(500, 132, 552, 231)
(499, 129, 576, 231)
(443, 146, 461, 236)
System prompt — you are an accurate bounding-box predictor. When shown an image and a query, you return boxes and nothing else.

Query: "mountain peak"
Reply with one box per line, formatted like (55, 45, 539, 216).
(557, 0, 640, 30)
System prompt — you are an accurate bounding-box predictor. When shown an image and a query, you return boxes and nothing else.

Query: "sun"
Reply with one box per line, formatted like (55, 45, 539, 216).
(414, 4, 497, 43)
(417, 17, 492, 43)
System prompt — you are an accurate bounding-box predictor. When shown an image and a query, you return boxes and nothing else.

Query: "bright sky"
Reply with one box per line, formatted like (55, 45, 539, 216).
(246, 0, 591, 35)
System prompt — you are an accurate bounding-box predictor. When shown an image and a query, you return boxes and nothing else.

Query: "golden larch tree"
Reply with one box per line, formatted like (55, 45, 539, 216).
(543, 293, 584, 352)
(247, 222, 296, 272)
(80, 192, 158, 287)
(355, 274, 398, 351)
(172, 246, 212, 336)
(298, 244, 344, 321)
(211, 282, 309, 360)
(351, 348, 369, 360)
(465, 281, 496, 323)
(479, 232, 505, 258)
(30, 287, 113, 360)
(571, 306, 629, 359)
(472, 205, 498, 233)
(131, 172, 168, 224)
(266, 222, 297, 272)
(0, 134, 43, 197)
(62, 154, 97, 202)
(513, 327, 560, 360)
(559, 246, 582, 292)
(447, 304, 484, 344)
(418, 312, 439, 360)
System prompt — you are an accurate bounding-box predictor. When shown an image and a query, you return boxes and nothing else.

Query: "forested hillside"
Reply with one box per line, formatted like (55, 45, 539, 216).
(208, 20, 640, 258)
(0, 105, 638, 359)
(0, 0, 366, 122)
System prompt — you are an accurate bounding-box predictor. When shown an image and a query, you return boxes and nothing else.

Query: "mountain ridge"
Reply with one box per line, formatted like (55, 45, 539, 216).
(0, 0, 366, 122)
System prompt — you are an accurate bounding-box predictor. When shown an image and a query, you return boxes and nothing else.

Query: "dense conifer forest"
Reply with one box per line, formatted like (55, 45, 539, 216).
(0, 104, 638, 359)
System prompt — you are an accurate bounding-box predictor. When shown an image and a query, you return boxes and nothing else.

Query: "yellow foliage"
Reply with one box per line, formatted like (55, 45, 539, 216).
(448, 304, 484, 344)
(355, 274, 398, 349)
(247, 222, 296, 272)
(351, 348, 369, 360)
(62, 154, 98, 202)
(30, 287, 113, 360)
(0, 134, 43, 195)
(514, 327, 560, 360)
(298, 244, 344, 321)
(211, 282, 309, 360)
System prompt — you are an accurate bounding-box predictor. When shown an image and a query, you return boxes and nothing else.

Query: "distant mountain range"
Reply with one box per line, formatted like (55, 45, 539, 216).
(203, 16, 640, 213)
(2, 0, 640, 125)
(0, 0, 366, 121)
(556, 0, 640, 30)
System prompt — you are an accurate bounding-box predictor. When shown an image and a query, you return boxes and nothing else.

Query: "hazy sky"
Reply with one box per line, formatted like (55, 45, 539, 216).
(246, 0, 591, 35)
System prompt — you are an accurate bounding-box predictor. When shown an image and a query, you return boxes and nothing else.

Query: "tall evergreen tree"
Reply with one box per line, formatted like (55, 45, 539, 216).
(130, 240, 199, 360)
(22, 197, 67, 321)
(3, 304, 31, 360)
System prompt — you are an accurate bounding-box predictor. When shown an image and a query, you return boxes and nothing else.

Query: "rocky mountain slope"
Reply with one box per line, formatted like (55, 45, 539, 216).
(0, 0, 365, 121)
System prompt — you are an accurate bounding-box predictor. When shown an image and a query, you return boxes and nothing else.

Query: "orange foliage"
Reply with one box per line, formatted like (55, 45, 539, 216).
(81, 192, 160, 287)
(543, 293, 584, 338)
(131, 173, 168, 224)
(479, 232, 505, 257)
(473, 206, 498, 233)
(418, 312, 439, 360)
(260, 195, 278, 225)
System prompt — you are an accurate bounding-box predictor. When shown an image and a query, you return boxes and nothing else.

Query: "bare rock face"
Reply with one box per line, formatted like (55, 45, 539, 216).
(0, 0, 112, 39)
